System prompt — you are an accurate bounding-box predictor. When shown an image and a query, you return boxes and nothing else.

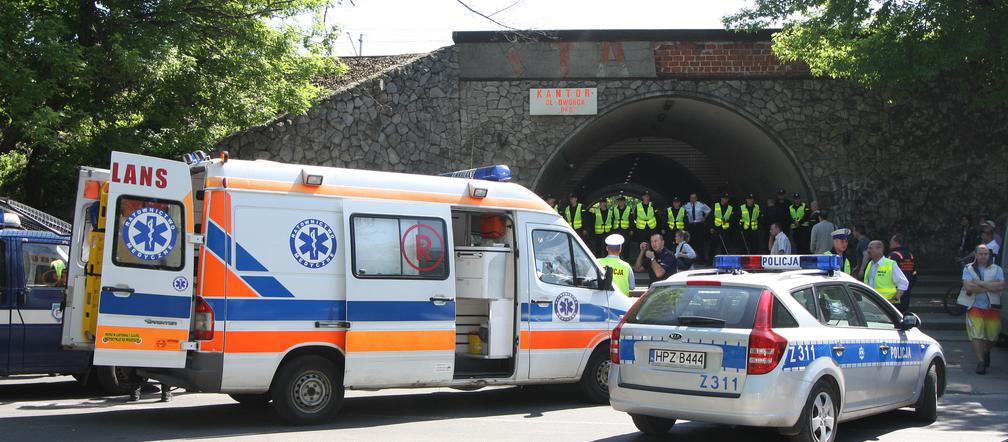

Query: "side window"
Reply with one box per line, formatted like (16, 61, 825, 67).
(24, 242, 70, 288)
(351, 215, 448, 279)
(112, 196, 185, 271)
(772, 297, 799, 328)
(790, 287, 818, 319)
(571, 241, 601, 289)
(533, 230, 575, 287)
(815, 285, 860, 327)
(849, 287, 897, 329)
(0, 240, 6, 302)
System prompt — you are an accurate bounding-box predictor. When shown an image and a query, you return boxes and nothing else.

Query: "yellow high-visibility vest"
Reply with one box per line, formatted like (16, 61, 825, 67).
(790, 203, 809, 227)
(714, 202, 734, 230)
(824, 250, 852, 274)
(740, 204, 760, 231)
(598, 256, 633, 295)
(635, 202, 656, 230)
(863, 258, 898, 300)
(564, 203, 583, 229)
(612, 206, 631, 229)
(667, 206, 685, 230)
(592, 207, 614, 234)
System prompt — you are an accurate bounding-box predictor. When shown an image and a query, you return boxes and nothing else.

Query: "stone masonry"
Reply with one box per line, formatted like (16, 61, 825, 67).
(218, 30, 1008, 267)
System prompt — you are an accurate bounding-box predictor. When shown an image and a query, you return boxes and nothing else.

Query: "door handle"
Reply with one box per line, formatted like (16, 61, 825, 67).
(831, 345, 845, 354)
(532, 298, 553, 305)
(101, 286, 135, 297)
(315, 321, 350, 329)
(429, 295, 454, 306)
(878, 344, 891, 352)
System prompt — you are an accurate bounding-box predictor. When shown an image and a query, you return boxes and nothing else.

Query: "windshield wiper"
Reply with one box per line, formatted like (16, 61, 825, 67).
(676, 315, 726, 327)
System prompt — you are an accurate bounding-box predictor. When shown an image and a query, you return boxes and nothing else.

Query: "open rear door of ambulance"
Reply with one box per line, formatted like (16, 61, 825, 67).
(92, 152, 195, 368)
(342, 199, 456, 387)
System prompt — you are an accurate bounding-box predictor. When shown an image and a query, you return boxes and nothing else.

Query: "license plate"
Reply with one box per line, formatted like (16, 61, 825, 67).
(650, 349, 706, 369)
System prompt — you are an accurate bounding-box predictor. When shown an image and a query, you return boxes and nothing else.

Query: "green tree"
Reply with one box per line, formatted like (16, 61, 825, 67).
(724, 0, 1008, 106)
(0, 0, 343, 215)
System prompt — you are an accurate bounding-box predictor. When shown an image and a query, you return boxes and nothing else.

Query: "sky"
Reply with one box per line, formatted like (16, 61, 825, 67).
(324, 0, 752, 56)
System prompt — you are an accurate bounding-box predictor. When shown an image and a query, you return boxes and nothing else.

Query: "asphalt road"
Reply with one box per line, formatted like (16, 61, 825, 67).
(0, 376, 1005, 441)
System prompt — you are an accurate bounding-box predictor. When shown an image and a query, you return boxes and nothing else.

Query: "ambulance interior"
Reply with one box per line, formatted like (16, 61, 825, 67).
(450, 210, 516, 378)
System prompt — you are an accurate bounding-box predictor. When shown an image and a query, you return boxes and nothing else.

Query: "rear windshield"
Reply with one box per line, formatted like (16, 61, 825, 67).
(626, 284, 763, 328)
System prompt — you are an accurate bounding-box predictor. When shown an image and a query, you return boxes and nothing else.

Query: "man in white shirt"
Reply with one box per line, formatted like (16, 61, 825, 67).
(857, 240, 910, 304)
(769, 222, 791, 255)
(684, 192, 711, 263)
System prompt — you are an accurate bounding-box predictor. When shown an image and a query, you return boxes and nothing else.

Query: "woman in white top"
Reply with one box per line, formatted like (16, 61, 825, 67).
(674, 230, 697, 271)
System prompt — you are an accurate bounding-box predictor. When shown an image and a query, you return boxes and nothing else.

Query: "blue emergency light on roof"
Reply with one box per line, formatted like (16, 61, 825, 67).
(714, 255, 842, 272)
(439, 165, 512, 182)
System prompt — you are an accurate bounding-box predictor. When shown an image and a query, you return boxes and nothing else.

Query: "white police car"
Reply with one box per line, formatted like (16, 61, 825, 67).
(609, 255, 945, 442)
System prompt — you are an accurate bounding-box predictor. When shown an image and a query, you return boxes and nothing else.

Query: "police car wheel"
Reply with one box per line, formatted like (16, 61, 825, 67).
(271, 355, 344, 425)
(913, 363, 938, 423)
(790, 381, 838, 442)
(630, 414, 676, 435)
(230, 393, 271, 407)
(579, 348, 610, 403)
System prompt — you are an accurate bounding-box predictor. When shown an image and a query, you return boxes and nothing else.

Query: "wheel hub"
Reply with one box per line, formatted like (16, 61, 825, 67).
(291, 370, 331, 414)
(810, 391, 835, 442)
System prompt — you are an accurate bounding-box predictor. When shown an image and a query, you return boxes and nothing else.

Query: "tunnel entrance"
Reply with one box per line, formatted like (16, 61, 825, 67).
(533, 94, 811, 207)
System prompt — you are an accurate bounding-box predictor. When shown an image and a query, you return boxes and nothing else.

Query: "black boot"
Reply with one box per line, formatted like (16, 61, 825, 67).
(128, 385, 141, 401)
(977, 361, 987, 375)
(984, 351, 991, 368)
(160, 385, 172, 402)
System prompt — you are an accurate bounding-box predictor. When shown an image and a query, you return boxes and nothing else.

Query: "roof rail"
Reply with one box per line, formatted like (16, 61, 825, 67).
(774, 269, 833, 281)
(0, 198, 71, 235)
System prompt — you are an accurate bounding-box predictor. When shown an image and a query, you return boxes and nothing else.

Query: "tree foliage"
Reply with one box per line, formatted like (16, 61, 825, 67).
(0, 0, 343, 215)
(725, 0, 1008, 107)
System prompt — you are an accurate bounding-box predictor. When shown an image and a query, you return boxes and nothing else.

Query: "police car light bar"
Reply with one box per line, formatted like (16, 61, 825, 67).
(439, 165, 512, 182)
(714, 255, 842, 272)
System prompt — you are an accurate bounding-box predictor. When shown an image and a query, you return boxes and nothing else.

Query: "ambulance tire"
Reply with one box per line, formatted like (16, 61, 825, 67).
(230, 393, 272, 407)
(94, 366, 134, 395)
(630, 414, 676, 435)
(271, 355, 344, 425)
(913, 363, 938, 423)
(579, 346, 610, 403)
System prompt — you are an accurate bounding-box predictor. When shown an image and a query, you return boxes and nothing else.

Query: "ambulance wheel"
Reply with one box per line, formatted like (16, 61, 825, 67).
(94, 366, 134, 395)
(790, 380, 838, 442)
(630, 414, 676, 435)
(579, 347, 610, 403)
(271, 355, 343, 425)
(230, 393, 271, 407)
(913, 363, 938, 423)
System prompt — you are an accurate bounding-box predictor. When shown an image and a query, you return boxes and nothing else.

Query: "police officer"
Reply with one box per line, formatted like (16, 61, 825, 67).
(590, 199, 614, 256)
(738, 193, 760, 254)
(858, 240, 910, 305)
(664, 196, 686, 239)
(708, 192, 735, 257)
(635, 193, 658, 244)
(597, 234, 635, 296)
(888, 234, 918, 313)
(824, 228, 853, 274)
(611, 197, 633, 261)
(545, 194, 559, 213)
(563, 193, 587, 241)
(789, 193, 811, 254)
(684, 192, 711, 263)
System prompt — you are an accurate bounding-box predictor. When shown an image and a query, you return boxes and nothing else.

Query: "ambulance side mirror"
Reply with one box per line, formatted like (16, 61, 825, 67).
(600, 266, 613, 291)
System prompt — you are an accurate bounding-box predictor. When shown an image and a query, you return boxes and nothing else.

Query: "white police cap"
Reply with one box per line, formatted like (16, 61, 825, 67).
(831, 228, 851, 240)
(604, 234, 625, 247)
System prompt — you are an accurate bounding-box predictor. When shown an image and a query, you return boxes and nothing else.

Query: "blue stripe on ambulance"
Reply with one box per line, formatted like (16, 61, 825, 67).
(205, 221, 231, 264)
(205, 298, 455, 322)
(240, 275, 295, 298)
(99, 291, 191, 318)
(235, 243, 267, 271)
(520, 302, 626, 322)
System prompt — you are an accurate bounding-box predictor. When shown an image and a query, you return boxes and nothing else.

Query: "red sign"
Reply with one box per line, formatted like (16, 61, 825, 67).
(111, 162, 168, 189)
(400, 223, 445, 272)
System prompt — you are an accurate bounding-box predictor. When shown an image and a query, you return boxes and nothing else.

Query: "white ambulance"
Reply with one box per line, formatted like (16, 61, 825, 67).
(61, 151, 634, 424)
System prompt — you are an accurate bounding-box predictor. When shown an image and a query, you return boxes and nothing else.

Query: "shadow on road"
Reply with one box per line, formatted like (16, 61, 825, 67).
(0, 380, 1004, 441)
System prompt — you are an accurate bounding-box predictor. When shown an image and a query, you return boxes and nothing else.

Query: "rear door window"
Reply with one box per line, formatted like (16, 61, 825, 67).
(814, 284, 861, 327)
(627, 284, 762, 328)
(790, 287, 818, 320)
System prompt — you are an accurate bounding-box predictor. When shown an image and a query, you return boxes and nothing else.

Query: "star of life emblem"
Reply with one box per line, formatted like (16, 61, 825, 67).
(290, 219, 337, 268)
(122, 207, 177, 261)
(554, 292, 579, 322)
